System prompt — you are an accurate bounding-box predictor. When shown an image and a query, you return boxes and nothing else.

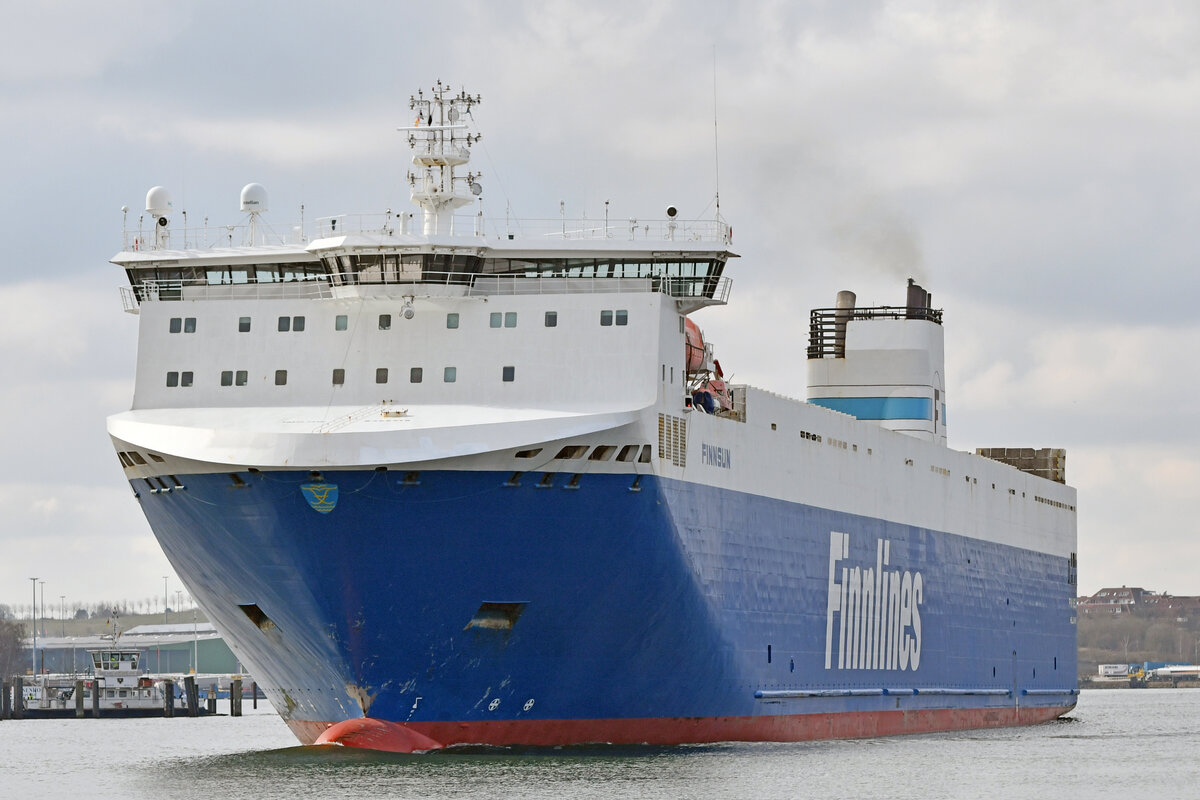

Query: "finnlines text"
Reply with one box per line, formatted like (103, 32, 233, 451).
(825, 532, 924, 671)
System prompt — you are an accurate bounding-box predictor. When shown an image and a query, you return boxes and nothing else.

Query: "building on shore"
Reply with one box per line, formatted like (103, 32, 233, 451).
(1078, 587, 1200, 620)
(21, 623, 240, 675)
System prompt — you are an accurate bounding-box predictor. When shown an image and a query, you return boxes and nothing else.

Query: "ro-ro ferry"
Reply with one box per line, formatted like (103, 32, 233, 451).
(108, 82, 1078, 752)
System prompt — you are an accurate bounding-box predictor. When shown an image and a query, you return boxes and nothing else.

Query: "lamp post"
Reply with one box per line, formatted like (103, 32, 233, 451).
(60, 595, 65, 638)
(39, 580, 45, 638)
(29, 577, 37, 674)
(163, 575, 169, 624)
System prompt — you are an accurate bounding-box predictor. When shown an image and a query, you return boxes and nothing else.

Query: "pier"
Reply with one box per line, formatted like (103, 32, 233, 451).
(2, 673, 260, 720)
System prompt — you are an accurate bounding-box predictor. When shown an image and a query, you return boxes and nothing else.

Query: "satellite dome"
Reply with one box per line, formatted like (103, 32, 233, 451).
(240, 183, 268, 213)
(146, 186, 172, 217)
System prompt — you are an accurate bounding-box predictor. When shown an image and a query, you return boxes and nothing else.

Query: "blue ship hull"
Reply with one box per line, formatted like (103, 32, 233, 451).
(133, 468, 1076, 749)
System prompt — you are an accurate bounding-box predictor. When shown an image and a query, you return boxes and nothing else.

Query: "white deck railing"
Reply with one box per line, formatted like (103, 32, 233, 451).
(121, 214, 732, 252)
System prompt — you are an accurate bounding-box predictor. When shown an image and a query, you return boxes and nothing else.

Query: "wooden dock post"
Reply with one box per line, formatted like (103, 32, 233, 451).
(2, 679, 10, 719)
(207, 683, 217, 714)
(251, 681, 257, 709)
(12, 677, 24, 720)
(230, 678, 242, 717)
(184, 675, 198, 717)
(92, 678, 101, 718)
(75, 680, 85, 718)
(163, 679, 175, 717)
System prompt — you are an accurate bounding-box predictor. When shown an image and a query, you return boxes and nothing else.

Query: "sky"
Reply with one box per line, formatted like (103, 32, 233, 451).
(1, 0, 1198, 611)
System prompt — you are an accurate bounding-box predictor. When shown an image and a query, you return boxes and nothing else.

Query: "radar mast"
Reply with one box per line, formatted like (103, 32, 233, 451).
(400, 81, 483, 235)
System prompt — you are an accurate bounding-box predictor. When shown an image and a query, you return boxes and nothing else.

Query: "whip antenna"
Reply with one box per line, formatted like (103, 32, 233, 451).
(713, 45, 721, 222)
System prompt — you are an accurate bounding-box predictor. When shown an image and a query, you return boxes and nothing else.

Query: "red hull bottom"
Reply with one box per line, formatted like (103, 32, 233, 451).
(297, 705, 1075, 754)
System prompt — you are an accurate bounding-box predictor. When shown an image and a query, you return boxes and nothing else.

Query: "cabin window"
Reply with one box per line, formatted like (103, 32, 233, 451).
(275, 370, 287, 386)
(600, 310, 613, 326)
(236, 370, 247, 386)
(166, 371, 179, 387)
(615, 310, 628, 326)
(169, 317, 182, 333)
(410, 367, 423, 383)
(335, 315, 348, 331)
(376, 368, 389, 384)
(293, 316, 305, 331)
(545, 311, 557, 327)
(221, 371, 233, 386)
(505, 312, 517, 328)
(446, 313, 459, 329)
(490, 312, 502, 328)
(444, 366, 457, 383)
(184, 317, 196, 333)
(180, 371, 193, 387)
(332, 369, 345, 386)
(379, 314, 392, 330)
(238, 317, 251, 332)
(278, 316, 290, 332)
(502, 366, 515, 382)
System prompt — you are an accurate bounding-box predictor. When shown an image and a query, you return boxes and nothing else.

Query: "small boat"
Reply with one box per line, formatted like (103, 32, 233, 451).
(17, 645, 195, 717)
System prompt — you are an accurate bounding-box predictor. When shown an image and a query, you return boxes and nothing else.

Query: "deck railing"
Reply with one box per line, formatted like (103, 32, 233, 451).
(808, 305, 943, 359)
(121, 215, 732, 252)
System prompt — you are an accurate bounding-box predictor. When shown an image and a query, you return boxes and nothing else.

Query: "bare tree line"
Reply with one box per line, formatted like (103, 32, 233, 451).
(0, 596, 197, 622)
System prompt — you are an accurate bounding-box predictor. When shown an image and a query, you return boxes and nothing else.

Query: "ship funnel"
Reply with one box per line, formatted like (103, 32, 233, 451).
(834, 290, 856, 358)
(807, 280, 946, 446)
(906, 278, 930, 319)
